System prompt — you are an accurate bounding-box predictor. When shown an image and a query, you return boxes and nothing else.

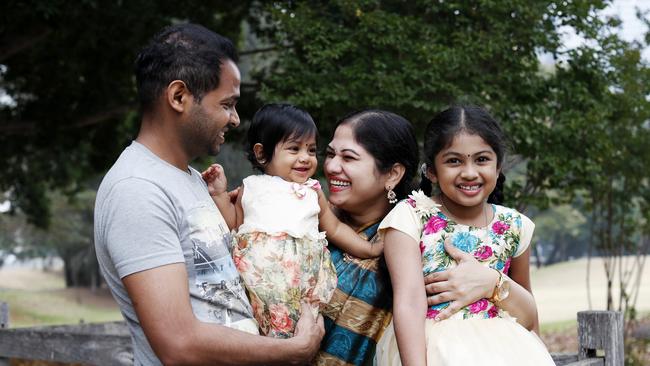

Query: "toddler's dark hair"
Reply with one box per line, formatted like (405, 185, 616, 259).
(246, 103, 318, 172)
(420, 105, 507, 205)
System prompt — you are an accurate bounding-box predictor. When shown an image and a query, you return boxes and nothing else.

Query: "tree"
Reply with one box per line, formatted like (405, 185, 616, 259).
(578, 40, 650, 317)
(252, 0, 650, 317)
(253, 0, 612, 205)
(0, 0, 254, 227)
(3, 1, 650, 310)
(1, 190, 99, 287)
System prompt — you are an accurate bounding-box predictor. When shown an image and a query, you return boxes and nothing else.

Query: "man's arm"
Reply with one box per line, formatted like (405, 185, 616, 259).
(123, 263, 324, 365)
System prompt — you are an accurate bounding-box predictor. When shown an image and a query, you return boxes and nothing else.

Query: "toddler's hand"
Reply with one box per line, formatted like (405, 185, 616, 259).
(201, 164, 228, 197)
(227, 187, 241, 204)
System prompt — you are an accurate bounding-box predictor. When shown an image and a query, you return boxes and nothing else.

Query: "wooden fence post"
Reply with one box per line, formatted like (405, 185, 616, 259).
(577, 310, 624, 366)
(0, 302, 8, 366)
(0, 302, 8, 329)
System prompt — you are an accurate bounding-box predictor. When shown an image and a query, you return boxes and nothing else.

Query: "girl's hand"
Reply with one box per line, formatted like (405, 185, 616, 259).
(423, 238, 498, 321)
(201, 164, 228, 197)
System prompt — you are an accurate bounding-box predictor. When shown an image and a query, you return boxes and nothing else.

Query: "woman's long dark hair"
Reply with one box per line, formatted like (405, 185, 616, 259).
(337, 109, 419, 202)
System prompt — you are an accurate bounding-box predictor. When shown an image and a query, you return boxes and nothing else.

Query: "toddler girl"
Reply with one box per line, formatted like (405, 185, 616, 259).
(376, 105, 554, 365)
(203, 103, 381, 338)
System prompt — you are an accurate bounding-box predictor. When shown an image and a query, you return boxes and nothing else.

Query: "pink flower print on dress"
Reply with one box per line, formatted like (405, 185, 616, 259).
(407, 198, 416, 208)
(282, 260, 301, 287)
(419, 241, 425, 254)
(269, 303, 295, 334)
(424, 215, 447, 235)
(270, 232, 288, 241)
(233, 252, 248, 273)
(487, 305, 499, 318)
(474, 245, 493, 261)
(426, 308, 440, 319)
(468, 299, 489, 314)
(269, 305, 294, 335)
(503, 258, 512, 275)
(491, 221, 510, 235)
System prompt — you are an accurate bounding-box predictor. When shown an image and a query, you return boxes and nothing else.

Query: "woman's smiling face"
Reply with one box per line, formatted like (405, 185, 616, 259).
(324, 124, 391, 219)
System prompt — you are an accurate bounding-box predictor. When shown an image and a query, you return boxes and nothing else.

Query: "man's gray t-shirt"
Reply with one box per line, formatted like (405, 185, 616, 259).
(94, 141, 258, 365)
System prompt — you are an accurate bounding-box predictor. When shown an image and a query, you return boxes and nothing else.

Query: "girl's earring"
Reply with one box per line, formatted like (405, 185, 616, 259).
(386, 186, 397, 204)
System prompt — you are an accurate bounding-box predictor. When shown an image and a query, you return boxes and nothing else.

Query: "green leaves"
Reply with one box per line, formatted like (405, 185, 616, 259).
(252, 1, 650, 268)
(0, 0, 253, 227)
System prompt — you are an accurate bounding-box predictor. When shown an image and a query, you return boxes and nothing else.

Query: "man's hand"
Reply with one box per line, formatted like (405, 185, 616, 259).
(423, 238, 498, 321)
(201, 163, 228, 197)
(290, 302, 325, 364)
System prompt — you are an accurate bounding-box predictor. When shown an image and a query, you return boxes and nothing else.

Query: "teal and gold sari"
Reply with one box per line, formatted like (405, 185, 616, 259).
(313, 222, 393, 366)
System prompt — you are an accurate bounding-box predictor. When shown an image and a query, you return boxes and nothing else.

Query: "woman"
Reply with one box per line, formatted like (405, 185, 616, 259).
(314, 109, 418, 365)
(314, 109, 541, 365)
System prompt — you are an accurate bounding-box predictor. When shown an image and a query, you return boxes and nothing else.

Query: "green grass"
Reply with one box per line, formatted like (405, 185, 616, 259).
(540, 318, 577, 333)
(0, 288, 122, 328)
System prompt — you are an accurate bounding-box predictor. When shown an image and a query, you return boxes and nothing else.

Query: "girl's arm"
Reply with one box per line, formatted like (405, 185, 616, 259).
(317, 190, 382, 258)
(384, 228, 427, 366)
(505, 247, 540, 333)
(423, 242, 539, 332)
(202, 164, 238, 231)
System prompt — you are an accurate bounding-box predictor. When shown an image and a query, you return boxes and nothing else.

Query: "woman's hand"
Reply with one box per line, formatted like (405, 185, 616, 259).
(423, 238, 498, 321)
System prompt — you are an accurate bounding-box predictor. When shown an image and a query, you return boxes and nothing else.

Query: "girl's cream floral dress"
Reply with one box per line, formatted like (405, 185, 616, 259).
(234, 175, 337, 338)
(375, 191, 554, 365)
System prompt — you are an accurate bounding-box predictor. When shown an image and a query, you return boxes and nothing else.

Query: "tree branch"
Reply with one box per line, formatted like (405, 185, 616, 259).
(0, 105, 134, 135)
(239, 46, 280, 56)
(0, 27, 52, 62)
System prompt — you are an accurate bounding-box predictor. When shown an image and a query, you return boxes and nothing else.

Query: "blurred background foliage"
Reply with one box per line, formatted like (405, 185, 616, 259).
(1, 0, 649, 318)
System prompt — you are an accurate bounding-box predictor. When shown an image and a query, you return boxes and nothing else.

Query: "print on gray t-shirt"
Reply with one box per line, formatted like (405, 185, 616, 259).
(185, 203, 253, 327)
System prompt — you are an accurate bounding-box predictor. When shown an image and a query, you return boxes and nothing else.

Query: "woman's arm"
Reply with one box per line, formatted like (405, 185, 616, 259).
(317, 190, 382, 258)
(423, 241, 539, 332)
(384, 228, 427, 366)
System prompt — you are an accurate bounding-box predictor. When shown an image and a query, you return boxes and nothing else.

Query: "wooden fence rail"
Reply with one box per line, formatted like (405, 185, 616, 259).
(0, 302, 623, 366)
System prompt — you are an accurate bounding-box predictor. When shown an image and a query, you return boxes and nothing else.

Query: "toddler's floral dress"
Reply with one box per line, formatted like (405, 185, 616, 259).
(375, 191, 554, 365)
(234, 174, 337, 338)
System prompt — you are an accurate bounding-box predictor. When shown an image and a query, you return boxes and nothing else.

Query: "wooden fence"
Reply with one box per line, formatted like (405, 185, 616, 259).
(0, 303, 623, 366)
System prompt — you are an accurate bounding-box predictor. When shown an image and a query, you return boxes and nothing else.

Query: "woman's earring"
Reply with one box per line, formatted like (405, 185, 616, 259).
(387, 186, 397, 204)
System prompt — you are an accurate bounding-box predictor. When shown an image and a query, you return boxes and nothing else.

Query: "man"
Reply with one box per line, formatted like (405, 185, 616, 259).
(94, 23, 323, 365)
